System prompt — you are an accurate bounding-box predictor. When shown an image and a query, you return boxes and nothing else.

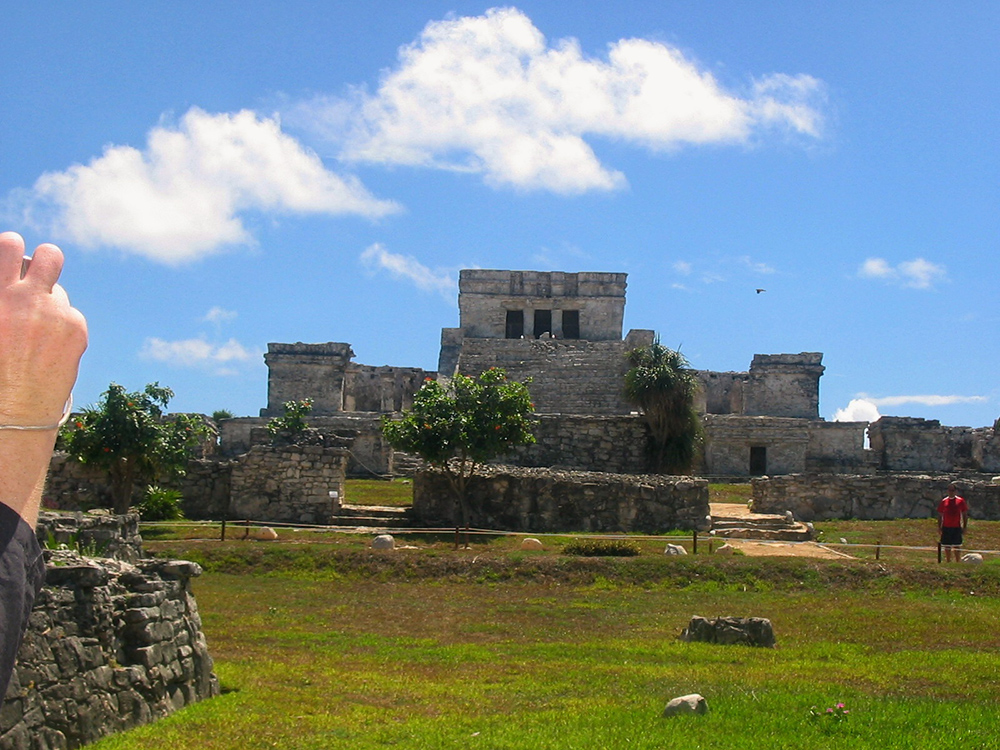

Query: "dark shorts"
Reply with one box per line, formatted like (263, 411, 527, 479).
(0, 503, 45, 698)
(940, 527, 964, 547)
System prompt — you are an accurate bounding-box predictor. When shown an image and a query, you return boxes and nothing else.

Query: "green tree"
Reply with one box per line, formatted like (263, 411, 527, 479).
(381, 369, 536, 544)
(266, 398, 314, 442)
(623, 340, 702, 474)
(60, 383, 209, 514)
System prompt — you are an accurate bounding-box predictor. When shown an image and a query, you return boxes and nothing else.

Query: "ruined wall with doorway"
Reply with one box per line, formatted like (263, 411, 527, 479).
(702, 416, 812, 476)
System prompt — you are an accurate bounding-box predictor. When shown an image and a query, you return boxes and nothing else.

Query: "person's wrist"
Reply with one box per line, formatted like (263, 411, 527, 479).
(0, 393, 72, 430)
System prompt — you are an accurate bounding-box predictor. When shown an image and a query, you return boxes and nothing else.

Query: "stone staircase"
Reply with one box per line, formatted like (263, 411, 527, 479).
(709, 504, 813, 542)
(330, 503, 414, 529)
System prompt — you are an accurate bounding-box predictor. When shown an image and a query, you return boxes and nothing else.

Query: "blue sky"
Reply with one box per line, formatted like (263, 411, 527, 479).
(3, 2, 997, 426)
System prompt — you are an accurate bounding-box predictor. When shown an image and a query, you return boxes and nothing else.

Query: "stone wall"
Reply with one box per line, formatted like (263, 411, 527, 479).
(219, 416, 393, 478)
(263, 342, 353, 416)
(1, 550, 219, 749)
(412, 465, 709, 533)
(456, 270, 628, 341)
(228, 444, 346, 524)
(453, 334, 653, 415)
(703, 416, 812, 476)
(43, 453, 232, 522)
(500, 414, 650, 474)
(743, 353, 824, 419)
(868, 417, 999, 473)
(695, 371, 746, 415)
(752, 473, 1000, 522)
(262, 342, 431, 418)
(702, 416, 873, 477)
(35, 512, 144, 564)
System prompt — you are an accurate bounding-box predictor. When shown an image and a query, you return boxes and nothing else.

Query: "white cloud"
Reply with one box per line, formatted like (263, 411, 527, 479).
(834, 392, 987, 423)
(859, 257, 947, 289)
(863, 393, 986, 408)
(203, 306, 238, 324)
(832, 398, 881, 423)
(21, 108, 399, 264)
(360, 243, 456, 299)
(296, 7, 825, 193)
(673, 261, 693, 275)
(140, 336, 261, 375)
(739, 255, 776, 274)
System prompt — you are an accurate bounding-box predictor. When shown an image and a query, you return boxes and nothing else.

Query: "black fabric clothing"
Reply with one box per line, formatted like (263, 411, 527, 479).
(940, 526, 964, 547)
(0, 503, 45, 698)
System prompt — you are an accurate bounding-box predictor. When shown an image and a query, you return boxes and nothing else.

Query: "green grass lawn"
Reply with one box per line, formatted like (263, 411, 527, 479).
(94, 536, 1000, 750)
(344, 478, 414, 507)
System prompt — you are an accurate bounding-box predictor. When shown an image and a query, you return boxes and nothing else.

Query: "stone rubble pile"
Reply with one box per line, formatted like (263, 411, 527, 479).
(0, 531, 219, 749)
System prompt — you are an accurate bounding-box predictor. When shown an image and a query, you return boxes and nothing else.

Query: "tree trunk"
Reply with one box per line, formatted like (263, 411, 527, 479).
(110, 459, 136, 514)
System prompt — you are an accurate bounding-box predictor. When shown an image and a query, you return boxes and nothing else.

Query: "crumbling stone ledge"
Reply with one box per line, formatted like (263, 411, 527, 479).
(0, 551, 219, 749)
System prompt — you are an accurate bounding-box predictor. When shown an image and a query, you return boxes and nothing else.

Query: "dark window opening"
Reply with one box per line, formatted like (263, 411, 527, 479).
(749, 446, 767, 476)
(562, 310, 580, 339)
(534, 309, 552, 338)
(505, 310, 524, 339)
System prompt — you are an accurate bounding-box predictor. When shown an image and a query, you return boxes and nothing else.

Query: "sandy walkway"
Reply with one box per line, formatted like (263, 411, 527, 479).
(709, 503, 854, 560)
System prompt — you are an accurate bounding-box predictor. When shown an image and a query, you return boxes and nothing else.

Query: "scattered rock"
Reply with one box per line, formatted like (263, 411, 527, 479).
(715, 543, 736, 555)
(520, 538, 544, 550)
(992, 476, 1000, 485)
(680, 616, 776, 648)
(372, 534, 396, 550)
(664, 543, 687, 556)
(252, 527, 278, 541)
(662, 693, 708, 717)
(962, 553, 984, 564)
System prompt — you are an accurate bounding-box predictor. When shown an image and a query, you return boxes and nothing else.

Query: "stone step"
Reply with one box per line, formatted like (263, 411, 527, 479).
(709, 525, 813, 542)
(329, 515, 414, 529)
(330, 504, 415, 528)
(711, 519, 799, 531)
(337, 504, 410, 519)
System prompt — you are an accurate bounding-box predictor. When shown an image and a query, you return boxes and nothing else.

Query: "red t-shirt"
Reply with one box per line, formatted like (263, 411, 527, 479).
(937, 496, 968, 528)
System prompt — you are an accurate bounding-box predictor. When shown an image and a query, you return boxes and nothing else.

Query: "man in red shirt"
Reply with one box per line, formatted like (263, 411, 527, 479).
(937, 483, 969, 562)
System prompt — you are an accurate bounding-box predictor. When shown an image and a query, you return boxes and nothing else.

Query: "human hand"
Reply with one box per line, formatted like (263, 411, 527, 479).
(0, 232, 88, 428)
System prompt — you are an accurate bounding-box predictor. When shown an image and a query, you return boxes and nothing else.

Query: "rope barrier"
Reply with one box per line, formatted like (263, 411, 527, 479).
(138, 520, 999, 555)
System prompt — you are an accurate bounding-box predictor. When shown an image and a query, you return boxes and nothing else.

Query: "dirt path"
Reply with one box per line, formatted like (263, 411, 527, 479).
(710, 503, 854, 560)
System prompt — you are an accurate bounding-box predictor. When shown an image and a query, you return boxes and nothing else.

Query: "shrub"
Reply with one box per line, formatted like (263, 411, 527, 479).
(563, 540, 641, 557)
(267, 399, 313, 438)
(136, 485, 185, 521)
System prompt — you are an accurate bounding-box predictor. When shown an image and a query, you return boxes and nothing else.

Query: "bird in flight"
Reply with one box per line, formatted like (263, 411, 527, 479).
(755, 288, 766, 294)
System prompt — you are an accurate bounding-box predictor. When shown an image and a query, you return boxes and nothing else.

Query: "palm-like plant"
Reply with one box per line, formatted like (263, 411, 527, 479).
(623, 341, 702, 474)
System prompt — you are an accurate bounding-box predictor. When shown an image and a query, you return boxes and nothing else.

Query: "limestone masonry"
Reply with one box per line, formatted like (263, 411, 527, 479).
(1, 514, 218, 749)
(254, 267, 998, 480)
(44, 267, 1000, 522)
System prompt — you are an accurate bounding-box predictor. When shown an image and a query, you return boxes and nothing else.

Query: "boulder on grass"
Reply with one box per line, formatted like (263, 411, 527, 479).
(715, 543, 736, 556)
(962, 553, 984, 564)
(680, 616, 775, 648)
(252, 527, 278, 541)
(662, 693, 707, 717)
(664, 544, 687, 556)
(520, 538, 544, 550)
(372, 534, 396, 550)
